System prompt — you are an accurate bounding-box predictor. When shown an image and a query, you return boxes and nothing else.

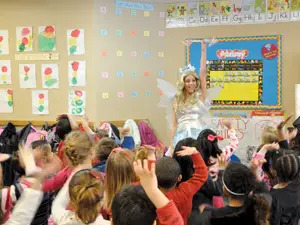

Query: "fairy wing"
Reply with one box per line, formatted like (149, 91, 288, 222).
(157, 78, 177, 129)
(206, 86, 223, 99)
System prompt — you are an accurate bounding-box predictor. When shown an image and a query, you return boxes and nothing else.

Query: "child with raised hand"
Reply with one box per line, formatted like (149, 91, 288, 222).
(155, 145, 208, 225)
(51, 169, 109, 225)
(111, 158, 184, 225)
(189, 159, 271, 225)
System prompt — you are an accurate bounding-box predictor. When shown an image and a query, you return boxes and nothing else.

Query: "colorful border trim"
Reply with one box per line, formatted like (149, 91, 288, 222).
(186, 35, 282, 110)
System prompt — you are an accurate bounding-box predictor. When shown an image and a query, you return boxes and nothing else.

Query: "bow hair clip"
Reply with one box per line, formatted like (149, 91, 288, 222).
(207, 134, 224, 142)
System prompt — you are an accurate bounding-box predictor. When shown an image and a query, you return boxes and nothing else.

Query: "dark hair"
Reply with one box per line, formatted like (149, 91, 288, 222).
(196, 129, 223, 166)
(55, 116, 72, 140)
(275, 154, 300, 183)
(155, 157, 181, 189)
(223, 162, 270, 225)
(94, 137, 118, 161)
(94, 129, 109, 140)
(173, 138, 197, 182)
(31, 140, 51, 151)
(262, 148, 293, 186)
(111, 185, 156, 225)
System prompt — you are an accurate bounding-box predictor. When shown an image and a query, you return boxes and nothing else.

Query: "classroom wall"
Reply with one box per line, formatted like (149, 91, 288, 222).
(1, 0, 299, 144)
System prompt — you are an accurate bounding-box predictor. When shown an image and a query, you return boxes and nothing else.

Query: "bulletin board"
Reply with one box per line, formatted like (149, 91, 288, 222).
(187, 35, 282, 109)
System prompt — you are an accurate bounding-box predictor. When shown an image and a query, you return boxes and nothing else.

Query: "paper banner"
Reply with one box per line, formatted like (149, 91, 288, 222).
(67, 29, 85, 55)
(0, 30, 9, 55)
(41, 64, 59, 88)
(16, 27, 33, 52)
(32, 90, 49, 115)
(69, 90, 86, 115)
(116, 0, 154, 11)
(19, 64, 36, 88)
(296, 84, 300, 118)
(0, 89, 13, 113)
(0, 60, 11, 84)
(39, 26, 56, 52)
(68, 61, 86, 87)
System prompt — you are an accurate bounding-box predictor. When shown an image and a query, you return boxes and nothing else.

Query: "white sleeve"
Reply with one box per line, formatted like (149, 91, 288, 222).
(4, 188, 43, 225)
(51, 180, 70, 224)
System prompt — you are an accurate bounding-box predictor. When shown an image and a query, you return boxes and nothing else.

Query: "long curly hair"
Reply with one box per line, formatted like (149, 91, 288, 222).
(174, 72, 201, 113)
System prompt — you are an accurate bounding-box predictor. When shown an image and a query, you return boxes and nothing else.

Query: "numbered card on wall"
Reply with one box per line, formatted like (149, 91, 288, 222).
(68, 61, 86, 86)
(67, 29, 85, 55)
(69, 90, 86, 115)
(16, 27, 33, 52)
(0, 30, 9, 55)
(19, 64, 36, 88)
(0, 89, 13, 113)
(39, 26, 56, 52)
(0, 60, 11, 84)
(32, 90, 49, 115)
(41, 64, 59, 88)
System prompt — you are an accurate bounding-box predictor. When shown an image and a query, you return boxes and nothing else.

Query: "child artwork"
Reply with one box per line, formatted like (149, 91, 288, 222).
(68, 61, 86, 86)
(67, 29, 85, 55)
(268, 0, 279, 12)
(19, 64, 36, 88)
(0, 89, 13, 113)
(16, 27, 33, 52)
(0, 30, 9, 55)
(38, 26, 56, 52)
(255, 0, 266, 13)
(69, 90, 86, 115)
(279, 0, 291, 11)
(0, 60, 11, 84)
(32, 90, 49, 114)
(41, 64, 59, 88)
(220, 1, 231, 15)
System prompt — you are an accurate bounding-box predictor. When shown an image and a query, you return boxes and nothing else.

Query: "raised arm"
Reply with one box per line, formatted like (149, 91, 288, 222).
(200, 41, 207, 101)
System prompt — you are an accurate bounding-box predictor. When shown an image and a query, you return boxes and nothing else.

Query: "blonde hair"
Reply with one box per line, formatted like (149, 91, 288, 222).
(103, 150, 136, 210)
(64, 131, 93, 167)
(174, 72, 201, 113)
(69, 169, 104, 224)
(261, 126, 279, 144)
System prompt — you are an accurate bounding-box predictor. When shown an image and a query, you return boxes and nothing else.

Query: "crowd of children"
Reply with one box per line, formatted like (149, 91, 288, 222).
(0, 113, 299, 225)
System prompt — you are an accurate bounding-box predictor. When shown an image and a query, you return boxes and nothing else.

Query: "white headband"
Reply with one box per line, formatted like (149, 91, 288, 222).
(222, 176, 245, 196)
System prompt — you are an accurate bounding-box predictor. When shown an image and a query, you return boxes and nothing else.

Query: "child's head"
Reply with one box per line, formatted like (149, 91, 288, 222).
(173, 138, 197, 182)
(104, 149, 136, 210)
(31, 140, 52, 167)
(111, 185, 156, 225)
(196, 129, 223, 165)
(155, 157, 181, 190)
(275, 153, 300, 183)
(94, 137, 118, 161)
(56, 116, 72, 140)
(94, 129, 109, 140)
(69, 169, 104, 224)
(261, 126, 279, 145)
(64, 131, 94, 167)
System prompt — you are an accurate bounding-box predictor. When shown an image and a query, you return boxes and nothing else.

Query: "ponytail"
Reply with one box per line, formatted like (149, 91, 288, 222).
(252, 194, 270, 225)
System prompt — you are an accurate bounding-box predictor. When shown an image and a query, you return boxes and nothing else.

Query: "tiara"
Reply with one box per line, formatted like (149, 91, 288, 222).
(179, 64, 195, 74)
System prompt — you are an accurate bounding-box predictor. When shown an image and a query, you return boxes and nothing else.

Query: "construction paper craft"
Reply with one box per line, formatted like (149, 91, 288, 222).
(158, 31, 165, 37)
(131, 9, 137, 16)
(41, 64, 59, 88)
(130, 30, 137, 36)
(117, 72, 124, 78)
(144, 11, 150, 16)
(132, 92, 138, 97)
(102, 92, 109, 99)
(69, 90, 86, 115)
(0, 89, 13, 113)
(68, 61, 86, 86)
(117, 91, 125, 98)
(0, 30, 9, 55)
(116, 50, 123, 56)
(158, 71, 164, 77)
(39, 26, 56, 52)
(131, 51, 137, 56)
(144, 52, 151, 57)
(131, 72, 137, 77)
(102, 72, 109, 78)
(100, 6, 107, 14)
(144, 31, 150, 36)
(116, 8, 122, 14)
(32, 90, 49, 115)
(19, 64, 36, 88)
(145, 91, 151, 96)
(115, 29, 122, 36)
(67, 29, 85, 55)
(0, 60, 11, 84)
(100, 29, 108, 36)
(158, 52, 164, 57)
(16, 27, 33, 52)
